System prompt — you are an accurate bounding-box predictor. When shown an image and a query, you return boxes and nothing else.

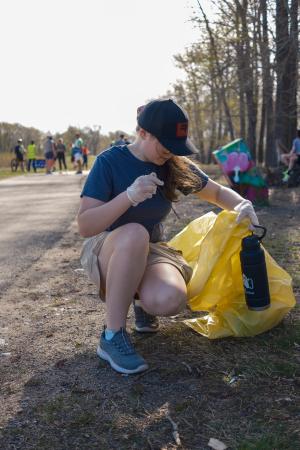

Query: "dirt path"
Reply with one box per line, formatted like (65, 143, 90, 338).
(0, 173, 85, 292)
(0, 178, 299, 450)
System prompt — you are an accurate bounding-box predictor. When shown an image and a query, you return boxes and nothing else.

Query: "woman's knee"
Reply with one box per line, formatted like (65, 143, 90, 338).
(141, 289, 187, 316)
(114, 223, 149, 254)
(99, 224, 149, 271)
(290, 154, 297, 162)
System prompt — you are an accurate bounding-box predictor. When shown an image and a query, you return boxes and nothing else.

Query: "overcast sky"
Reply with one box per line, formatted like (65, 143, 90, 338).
(0, 0, 211, 135)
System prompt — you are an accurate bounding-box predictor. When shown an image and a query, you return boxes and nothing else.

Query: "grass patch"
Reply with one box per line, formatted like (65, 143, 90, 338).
(69, 411, 96, 428)
(0, 169, 22, 180)
(253, 319, 300, 351)
(37, 395, 67, 423)
(243, 358, 299, 378)
(237, 429, 299, 450)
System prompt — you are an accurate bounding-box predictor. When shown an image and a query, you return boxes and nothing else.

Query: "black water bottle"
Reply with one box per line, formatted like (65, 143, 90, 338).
(240, 226, 270, 311)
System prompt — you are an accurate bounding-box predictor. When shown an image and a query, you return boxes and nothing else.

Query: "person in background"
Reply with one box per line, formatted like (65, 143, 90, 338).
(115, 133, 126, 145)
(70, 144, 75, 168)
(124, 136, 131, 145)
(56, 138, 67, 171)
(78, 99, 259, 375)
(282, 130, 300, 182)
(82, 145, 90, 170)
(52, 138, 58, 172)
(27, 140, 37, 173)
(44, 136, 56, 174)
(72, 133, 83, 174)
(14, 138, 26, 172)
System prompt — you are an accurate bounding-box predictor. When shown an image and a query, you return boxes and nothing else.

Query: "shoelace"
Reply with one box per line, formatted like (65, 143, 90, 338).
(114, 328, 135, 355)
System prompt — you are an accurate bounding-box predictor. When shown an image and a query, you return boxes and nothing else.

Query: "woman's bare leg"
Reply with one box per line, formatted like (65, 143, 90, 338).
(288, 153, 297, 172)
(45, 160, 52, 173)
(281, 154, 290, 167)
(98, 223, 150, 330)
(281, 153, 297, 172)
(138, 263, 187, 316)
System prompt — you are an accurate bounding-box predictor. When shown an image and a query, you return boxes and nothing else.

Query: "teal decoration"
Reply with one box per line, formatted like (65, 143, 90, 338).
(213, 139, 269, 205)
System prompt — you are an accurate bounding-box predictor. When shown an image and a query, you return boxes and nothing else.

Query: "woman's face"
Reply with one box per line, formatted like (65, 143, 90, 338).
(144, 134, 172, 165)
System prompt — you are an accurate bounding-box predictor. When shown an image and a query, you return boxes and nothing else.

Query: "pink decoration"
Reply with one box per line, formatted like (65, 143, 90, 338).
(223, 152, 249, 182)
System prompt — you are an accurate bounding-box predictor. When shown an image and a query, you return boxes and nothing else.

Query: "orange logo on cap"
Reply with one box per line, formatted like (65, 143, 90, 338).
(176, 122, 188, 137)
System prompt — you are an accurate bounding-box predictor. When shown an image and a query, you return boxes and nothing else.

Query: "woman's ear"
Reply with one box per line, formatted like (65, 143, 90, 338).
(138, 128, 148, 140)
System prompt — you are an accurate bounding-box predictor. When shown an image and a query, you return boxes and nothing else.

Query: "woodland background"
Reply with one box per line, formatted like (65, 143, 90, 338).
(0, 0, 298, 166)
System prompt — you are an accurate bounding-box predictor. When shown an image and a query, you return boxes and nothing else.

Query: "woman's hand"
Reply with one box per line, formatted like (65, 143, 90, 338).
(126, 172, 164, 206)
(234, 199, 259, 229)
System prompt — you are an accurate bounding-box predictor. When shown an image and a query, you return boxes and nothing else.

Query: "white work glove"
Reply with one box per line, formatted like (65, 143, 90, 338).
(234, 199, 259, 230)
(126, 172, 164, 206)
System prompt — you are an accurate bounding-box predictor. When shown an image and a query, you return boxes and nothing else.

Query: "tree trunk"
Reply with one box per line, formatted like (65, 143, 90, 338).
(287, 0, 299, 145)
(259, 0, 276, 166)
(217, 89, 223, 143)
(275, 0, 291, 149)
(258, 101, 265, 164)
(235, 0, 257, 160)
(208, 81, 217, 163)
(190, 74, 206, 162)
(236, 38, 246, 139)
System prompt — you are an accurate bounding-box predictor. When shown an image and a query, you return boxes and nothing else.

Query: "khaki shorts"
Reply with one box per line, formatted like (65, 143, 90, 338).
(80, 231, 193, 301)
(74, 153, 83, 162)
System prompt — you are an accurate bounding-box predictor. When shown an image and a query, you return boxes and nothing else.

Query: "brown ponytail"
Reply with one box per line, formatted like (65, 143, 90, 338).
(162, 156, 202, 202)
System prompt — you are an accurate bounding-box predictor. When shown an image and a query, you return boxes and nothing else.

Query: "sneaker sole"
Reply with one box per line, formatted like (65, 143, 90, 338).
(97, 346, 148, 374)
(134, 325, 159, 333)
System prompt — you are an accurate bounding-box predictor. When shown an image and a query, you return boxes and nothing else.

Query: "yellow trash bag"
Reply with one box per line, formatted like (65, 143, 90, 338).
(168, 210, 296, 338)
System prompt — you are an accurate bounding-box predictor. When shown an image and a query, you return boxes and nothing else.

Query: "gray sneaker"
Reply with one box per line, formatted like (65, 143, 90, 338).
(133, 301, 159, 333)
(97, 328, 148, 374)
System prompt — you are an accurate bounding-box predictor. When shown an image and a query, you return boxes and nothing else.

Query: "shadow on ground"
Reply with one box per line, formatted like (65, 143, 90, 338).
(1, 316, 299, 450)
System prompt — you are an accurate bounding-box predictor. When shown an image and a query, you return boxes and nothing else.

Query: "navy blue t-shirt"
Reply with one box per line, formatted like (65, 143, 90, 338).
(81, 146, 209, 241)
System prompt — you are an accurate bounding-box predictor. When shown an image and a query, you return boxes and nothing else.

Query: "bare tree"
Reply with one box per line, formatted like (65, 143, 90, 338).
(197, 1, 235, 141)
(258, 0, 276, 166)
(234, 0, 258, 159)
(167, 0, 298, 168)
(275, 0, 299, 150)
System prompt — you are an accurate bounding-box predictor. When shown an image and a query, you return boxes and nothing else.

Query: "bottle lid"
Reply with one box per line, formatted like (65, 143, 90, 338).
(241, 235, 260, 251)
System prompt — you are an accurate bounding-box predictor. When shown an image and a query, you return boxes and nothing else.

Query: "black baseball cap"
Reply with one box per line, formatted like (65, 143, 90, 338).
(137, 99, 198, 156)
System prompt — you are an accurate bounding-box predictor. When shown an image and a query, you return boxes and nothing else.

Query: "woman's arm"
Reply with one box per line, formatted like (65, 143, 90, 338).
(77, 173, 164, 237)
(196, 179, 244, 209)
(195, 179, 259, 226)
(77, 193, 132, 238)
